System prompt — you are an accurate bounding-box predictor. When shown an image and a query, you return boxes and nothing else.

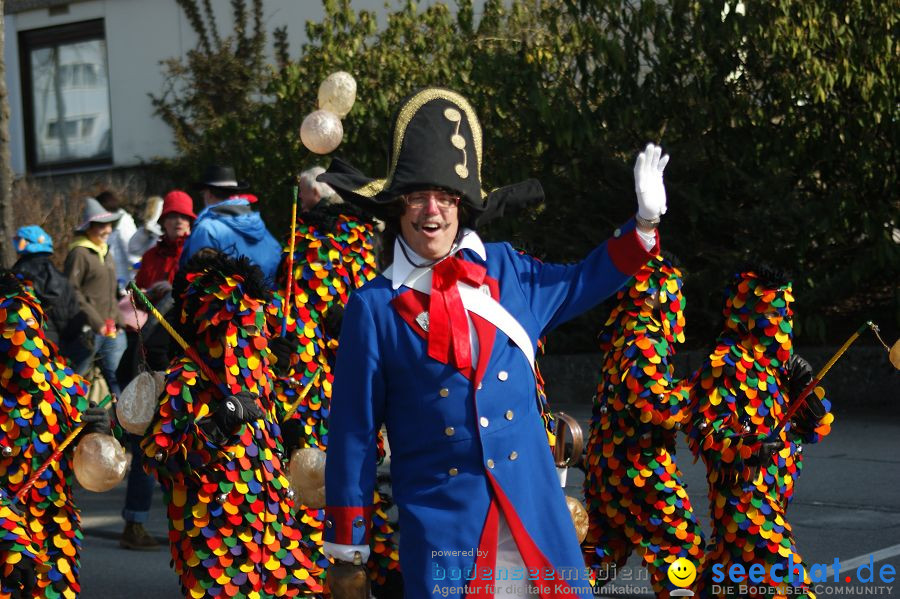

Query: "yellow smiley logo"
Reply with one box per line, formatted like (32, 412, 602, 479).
(667, 557, 697, 588)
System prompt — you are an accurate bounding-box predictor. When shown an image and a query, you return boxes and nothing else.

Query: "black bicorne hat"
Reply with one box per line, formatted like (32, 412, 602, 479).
(318, 87, 543, 228)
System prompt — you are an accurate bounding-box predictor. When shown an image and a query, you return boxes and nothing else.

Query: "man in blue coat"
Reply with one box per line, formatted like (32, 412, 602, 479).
(180, 165, 282, 281)
(318, 87, 669, 598)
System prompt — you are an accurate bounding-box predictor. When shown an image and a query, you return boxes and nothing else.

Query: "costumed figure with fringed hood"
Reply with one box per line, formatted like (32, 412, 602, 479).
(0, 270, 110, 598)
(686, 266, 834, 599)
(140, 254, 323, 598)
(315, 86, 669, 598)
(582, 254, 705, 597)
(267, 170, 402, 595)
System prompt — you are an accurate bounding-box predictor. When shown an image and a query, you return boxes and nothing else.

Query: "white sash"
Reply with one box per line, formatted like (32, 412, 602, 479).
(385, 267, 536, 372)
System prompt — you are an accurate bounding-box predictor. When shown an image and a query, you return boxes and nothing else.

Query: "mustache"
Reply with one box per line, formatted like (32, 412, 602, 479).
(411, 221, 451, 232)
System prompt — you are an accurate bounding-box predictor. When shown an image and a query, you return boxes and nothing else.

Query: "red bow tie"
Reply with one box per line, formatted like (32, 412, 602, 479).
(428, 256, 487, 369)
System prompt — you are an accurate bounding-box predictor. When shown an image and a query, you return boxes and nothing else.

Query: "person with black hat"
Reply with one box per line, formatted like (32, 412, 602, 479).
(318, 87, 668, 598)
(179, 165, 281, 281)
(65, 197, 127, 396)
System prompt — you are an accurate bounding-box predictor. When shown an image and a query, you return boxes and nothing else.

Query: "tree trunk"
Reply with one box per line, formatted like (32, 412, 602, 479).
(0, 0, 16, 267)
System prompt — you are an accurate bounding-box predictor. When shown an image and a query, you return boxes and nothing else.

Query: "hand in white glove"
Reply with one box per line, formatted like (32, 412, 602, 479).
(633, 143, 670, 221)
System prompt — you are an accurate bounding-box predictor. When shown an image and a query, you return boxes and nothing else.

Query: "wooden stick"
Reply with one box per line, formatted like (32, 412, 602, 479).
(772, 321, 870, 436)
(127, 282, 225, 390)
(281, 183, 300, 336)
(14, 394, 113, 504)
(283, 366, 324, 420)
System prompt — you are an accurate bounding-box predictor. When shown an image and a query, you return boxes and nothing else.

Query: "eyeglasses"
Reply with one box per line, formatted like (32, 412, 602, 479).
(402, 190, 461, 210)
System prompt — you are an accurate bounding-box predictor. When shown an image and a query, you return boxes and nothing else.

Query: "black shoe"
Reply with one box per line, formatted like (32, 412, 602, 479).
(119, 522, 160, 551)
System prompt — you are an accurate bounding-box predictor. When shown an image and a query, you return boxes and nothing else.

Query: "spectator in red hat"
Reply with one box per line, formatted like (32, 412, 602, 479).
(115, 189, 196, 552)
(135, 190, 196, 290)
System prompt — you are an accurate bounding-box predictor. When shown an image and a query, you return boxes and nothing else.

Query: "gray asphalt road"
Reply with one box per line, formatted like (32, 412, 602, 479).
(73, 406, 900, 598)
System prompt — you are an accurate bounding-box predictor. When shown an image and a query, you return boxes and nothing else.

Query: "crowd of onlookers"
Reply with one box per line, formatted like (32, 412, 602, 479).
(8, 164, 307, 551)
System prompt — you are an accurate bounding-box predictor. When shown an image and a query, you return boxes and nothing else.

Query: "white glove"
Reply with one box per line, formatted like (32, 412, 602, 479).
(556, 466, 567, 488)
(633, 143, 670, 221)
(323, 541, 370, 564)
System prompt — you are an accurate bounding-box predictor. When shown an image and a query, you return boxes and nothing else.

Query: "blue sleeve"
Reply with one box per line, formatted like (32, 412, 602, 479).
(505, 219, 656, 335)
(323, 292, 387, 544)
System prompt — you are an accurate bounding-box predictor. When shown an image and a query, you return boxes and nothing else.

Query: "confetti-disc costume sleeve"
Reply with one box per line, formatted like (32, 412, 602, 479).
(141, 255, 323, 598)
(272, 208, 401, 588)
(0, 496, 43, 597)
(583, 256, 704, 597)
(686, 268, 834, 599)
(0, 273, 91, 599)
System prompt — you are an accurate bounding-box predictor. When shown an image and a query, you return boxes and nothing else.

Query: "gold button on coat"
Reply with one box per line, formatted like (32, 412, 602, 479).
(505, 410, 514, 420)
(449, 467, 459, 476)
(444, 427, 455, 436)
(486, 459, 495, 469)
(479, 417, 489, 428)
(509, 451, 518, 460)
(439, 388, 449, 397)
(498, 371, 509, 381)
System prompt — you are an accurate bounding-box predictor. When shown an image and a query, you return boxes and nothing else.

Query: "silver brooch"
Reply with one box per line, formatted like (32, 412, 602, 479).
(416, 311, 430, 332)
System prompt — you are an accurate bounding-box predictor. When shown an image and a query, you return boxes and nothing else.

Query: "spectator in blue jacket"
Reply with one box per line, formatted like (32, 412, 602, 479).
(179, 165, 281, 281)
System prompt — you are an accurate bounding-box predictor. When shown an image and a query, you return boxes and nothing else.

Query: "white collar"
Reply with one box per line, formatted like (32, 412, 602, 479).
(388, 228, 486, 290)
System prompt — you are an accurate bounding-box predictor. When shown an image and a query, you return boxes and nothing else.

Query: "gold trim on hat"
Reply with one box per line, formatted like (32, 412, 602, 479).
(352, 178, 387, 198)
(443, 107, 469, 179)
(373, 88, 483, 197)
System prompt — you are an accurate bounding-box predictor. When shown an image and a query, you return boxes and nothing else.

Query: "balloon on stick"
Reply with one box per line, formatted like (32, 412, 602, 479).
(74, 433, 128, 492)
(300, 110, 343, 155)
(288, 447, 326, 509)
(566, 496, 589, 544)
(317, 71, 357, 118)
(116, 370, 164, 435)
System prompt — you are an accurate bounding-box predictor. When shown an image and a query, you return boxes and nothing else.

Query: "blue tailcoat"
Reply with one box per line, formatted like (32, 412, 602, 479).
(326, 222, 655, 597)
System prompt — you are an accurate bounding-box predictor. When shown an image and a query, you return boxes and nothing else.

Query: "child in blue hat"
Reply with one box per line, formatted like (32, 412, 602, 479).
(11, 225, 91, 366)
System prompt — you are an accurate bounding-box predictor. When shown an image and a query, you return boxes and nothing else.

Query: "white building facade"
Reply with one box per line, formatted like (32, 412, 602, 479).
(3, 0, 442, 177)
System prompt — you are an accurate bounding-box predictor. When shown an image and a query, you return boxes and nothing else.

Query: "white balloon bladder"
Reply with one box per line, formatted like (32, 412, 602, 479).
(74, 433, 129, 492)
(116, 371, 163, 435)
(288, 447, 326, 509)
(300, 110, 344, 155)
(317, 71, 357, 118)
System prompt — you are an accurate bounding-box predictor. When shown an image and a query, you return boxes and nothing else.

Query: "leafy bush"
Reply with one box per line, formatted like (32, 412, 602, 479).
(152, 0, 898, 350)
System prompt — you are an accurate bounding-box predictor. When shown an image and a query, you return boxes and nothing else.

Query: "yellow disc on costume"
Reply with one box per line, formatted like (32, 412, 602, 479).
(667, 557, 697, 587)
(73, 433, 128, 492)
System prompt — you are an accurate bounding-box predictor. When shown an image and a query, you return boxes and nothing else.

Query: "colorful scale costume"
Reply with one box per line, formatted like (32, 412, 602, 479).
(583, 256, 704, 597)
(141, 255, 323, 598)
(686, 268, 833, 598)
(0, 497, 43, 598)
(273, 206, 401, 590)
(0, 273, 90, 599)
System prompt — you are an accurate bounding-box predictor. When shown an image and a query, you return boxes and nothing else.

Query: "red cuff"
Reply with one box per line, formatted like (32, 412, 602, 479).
(607, 220, 659, 276)
(324, 505, 374, 545)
